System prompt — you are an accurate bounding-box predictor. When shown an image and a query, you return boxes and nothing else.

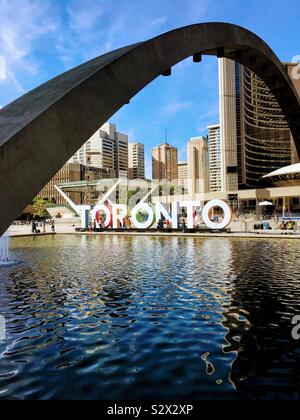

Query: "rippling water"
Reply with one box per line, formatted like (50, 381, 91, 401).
(1, 235, 300, 400)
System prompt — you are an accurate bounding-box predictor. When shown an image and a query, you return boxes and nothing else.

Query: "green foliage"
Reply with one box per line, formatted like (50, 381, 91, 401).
(32, 197, 52, 219)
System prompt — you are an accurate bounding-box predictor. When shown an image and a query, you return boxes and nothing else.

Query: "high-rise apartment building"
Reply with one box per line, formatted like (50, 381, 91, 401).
(219, 58, 295, 191)
(187, 137, 209, 196)
(128, 143, 145, 179)
(152, 143, 178, 181)
(207, 125, 222, 192)
(178, 161, 188, 180)
(178, 161, 188, 190)
(69, 123, 128, 178)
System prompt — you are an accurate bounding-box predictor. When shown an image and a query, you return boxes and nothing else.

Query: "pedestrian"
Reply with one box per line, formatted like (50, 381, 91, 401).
(43, 219, 46, 234)
(51, 220, 55, 233)
(93, 219, 97, 232)
(158, 219, 164, 232)
(32, 220, 37, 234)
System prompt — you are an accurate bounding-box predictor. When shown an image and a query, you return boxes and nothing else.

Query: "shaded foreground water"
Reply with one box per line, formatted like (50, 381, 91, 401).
(1, 235, 300, 400)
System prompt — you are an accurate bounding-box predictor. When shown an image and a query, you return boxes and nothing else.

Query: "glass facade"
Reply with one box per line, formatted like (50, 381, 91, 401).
(241, 67, 292, 187)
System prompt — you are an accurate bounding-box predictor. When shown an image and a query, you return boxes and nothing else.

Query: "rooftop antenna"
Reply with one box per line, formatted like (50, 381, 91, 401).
(165, 128, 168, 145)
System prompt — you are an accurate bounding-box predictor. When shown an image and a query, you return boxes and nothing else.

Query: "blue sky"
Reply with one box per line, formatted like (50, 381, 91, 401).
(0, 0, 300, 177)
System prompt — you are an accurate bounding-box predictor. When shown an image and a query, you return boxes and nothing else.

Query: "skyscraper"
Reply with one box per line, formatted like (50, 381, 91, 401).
(286, 62, 300, 164)
(178, 161, 188, 179)
(69, 123, 128, 178)
(128, 143, 145, 179)
(219, 58, 239, 192)
(207, 125, 222, 192)
(178, 161, 188, 190)
(152, 143, 178, 181)
(241, 67, 292, 187)
(219, 58, 295, 191)
(187, 136, 209, 197)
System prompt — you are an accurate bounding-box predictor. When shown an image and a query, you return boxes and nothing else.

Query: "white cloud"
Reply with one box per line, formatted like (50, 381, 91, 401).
(150, 17, 168, 27)
(164, 101, 193, 115)
(103, 20, 126, 53)
(197, 104, 220, 133)
(66, 1, 108, 32)
(182, 0, 212, 21)
(0, 0, 59, 92)
(56, 1, 127, 66)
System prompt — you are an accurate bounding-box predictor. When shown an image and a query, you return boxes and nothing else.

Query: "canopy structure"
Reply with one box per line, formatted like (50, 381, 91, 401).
(259, 201, 274, 207)
(263, 163, 300, 179)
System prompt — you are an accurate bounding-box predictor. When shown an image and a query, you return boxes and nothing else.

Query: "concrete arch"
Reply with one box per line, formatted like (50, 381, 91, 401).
(0, 22, 300, 235)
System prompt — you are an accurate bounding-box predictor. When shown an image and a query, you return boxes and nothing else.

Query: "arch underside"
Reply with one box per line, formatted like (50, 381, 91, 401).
(0, 22, 300, 236)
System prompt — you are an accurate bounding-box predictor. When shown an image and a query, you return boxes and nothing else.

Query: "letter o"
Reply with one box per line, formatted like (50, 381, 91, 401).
(202, 200, 232, 230)
(91, 205, 111, 228)
(131, 203, 154, 229)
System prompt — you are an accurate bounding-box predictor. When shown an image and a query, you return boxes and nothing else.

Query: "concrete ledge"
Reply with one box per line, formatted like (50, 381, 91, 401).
(9, 233, 56, 238)
(69, 231, 300, 239)
(38, 231, 300, 240)
(8, 226, 300, 240)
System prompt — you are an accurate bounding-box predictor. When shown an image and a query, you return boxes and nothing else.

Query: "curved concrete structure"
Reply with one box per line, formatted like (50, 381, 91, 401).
(0, 22, 300, 235)
(263, 163, 300, 187)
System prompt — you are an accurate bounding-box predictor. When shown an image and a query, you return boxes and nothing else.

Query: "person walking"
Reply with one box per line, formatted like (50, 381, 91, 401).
(158, 219, 164, 232)
(51, 220, 55, 233)
(32, 220, 37, 234)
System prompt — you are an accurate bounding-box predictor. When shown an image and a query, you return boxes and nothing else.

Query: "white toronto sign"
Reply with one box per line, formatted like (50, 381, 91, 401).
(79, 199, 232, 230)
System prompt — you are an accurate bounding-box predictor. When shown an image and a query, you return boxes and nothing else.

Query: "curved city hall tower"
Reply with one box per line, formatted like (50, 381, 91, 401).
(242, 67, 292, 186)
(219, 58, 300, 191)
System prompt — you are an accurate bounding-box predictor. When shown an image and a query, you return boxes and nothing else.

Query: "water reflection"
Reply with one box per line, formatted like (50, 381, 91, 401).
(0, 236, 299, 400)
(224, 240, 300, 400)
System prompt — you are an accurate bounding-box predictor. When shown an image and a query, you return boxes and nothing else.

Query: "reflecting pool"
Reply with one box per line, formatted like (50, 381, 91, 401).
(1, 235, 300, 400)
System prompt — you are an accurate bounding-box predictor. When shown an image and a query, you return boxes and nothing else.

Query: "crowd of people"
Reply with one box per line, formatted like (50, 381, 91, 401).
(280, 220, 297, 232)
(88, 217, 185, 233)
(31, 219, 56, 234)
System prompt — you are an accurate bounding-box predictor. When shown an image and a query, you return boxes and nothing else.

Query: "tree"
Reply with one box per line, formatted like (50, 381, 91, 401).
(32, 197, 52, 219)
